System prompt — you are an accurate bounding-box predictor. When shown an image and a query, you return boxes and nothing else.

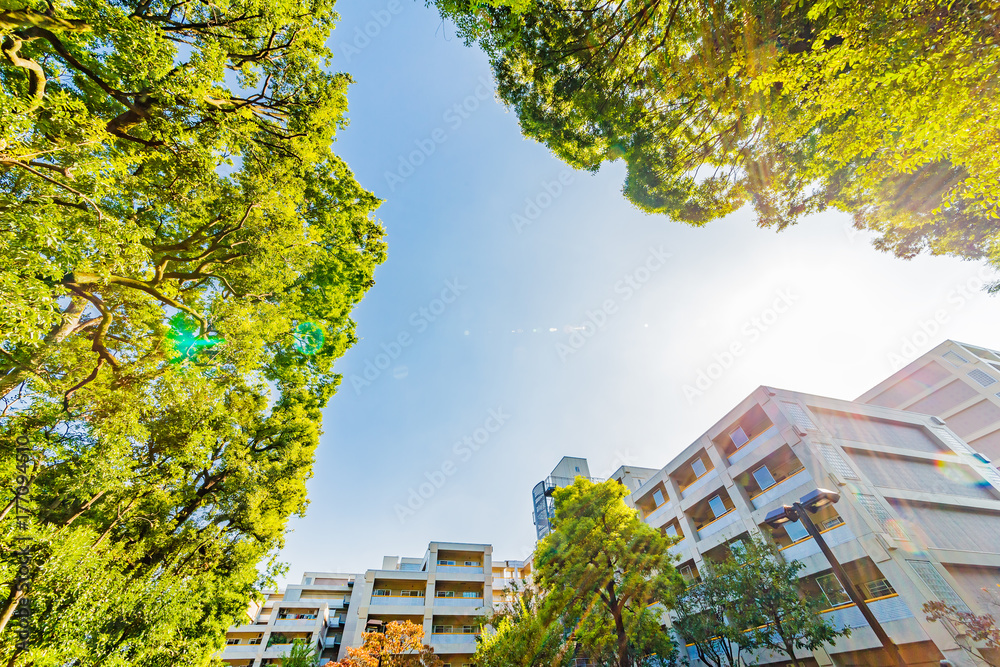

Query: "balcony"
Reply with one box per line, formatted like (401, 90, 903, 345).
(434, 596, 484, 607)
(437, 565, 484, 575)
(371, 596, 425, 606)
(221, 645, 260, 659)
(727, 424, 780, 465)
(274, 618, 319, 627)
(679, 469, 720, 500)
(643, 502, 675, 528)
(820, 594, 914, 631)
(667, 538, 688, 559)
(749, 468, 812, 510)
(696, 509, 740, 539)
(778, 522, 855, 562)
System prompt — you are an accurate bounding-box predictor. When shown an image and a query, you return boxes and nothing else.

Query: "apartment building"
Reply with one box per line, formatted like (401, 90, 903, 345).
(218, 572, 358, 666)
(532, 456, 593, 539)
(858, 340, 1000, 467)
(531, 456, 658, 539)
(343, 542, 495, 667)
(625, 385, 1000, 666)
(219, 543, 530, 667)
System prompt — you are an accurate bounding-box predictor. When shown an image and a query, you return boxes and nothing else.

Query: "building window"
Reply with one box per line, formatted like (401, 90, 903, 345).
(943, 350, 970, 367)
(863, 578, 897, 599)
(784, 519, 809, 542)
(462, 591, 478, 598)
(400, 590, 423, 597)
(820, 515, 845, 531)
(730, 426, 750, 449)
(226, 638, 240, 645)
(752, 465, 776, 491)
(664, 524, 679, 538)
(652, 489, 665, 507)
(968, 369, 998, 387)
(691, 458, 708, 478)
(575, 466, 580, 472)
(249, 637, 262, 645)
(816, 573, 851, 607)
(462, 625, 475, 633)
(679, 564, 698, 583)
(438, 560, 456, 566)
(434, 625, 452, 634)
(907, 560, 971, 612)
(437, 590, 455, 598)
(373, 589, 391, 597)
(708, 495, 727, 518)
(464, 561, 480, 567)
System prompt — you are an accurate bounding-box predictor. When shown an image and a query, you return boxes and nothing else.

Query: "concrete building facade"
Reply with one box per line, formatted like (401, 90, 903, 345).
(219, 543, 531, 667)
(858, 340, 1000, 468)
(217, 572, 358, 666)
(625, 384, 1000, 666)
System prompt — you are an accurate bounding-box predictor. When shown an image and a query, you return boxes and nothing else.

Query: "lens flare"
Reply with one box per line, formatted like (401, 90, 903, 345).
(293, 322, 325, 355)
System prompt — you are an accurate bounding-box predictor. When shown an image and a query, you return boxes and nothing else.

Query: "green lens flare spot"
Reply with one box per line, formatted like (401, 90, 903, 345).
(167, 314, 222, 361)
(294, 322, 324, 355)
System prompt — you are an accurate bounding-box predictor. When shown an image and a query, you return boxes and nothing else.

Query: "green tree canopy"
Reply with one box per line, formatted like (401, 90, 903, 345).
(474, 581, 575, 667)
(536, 478, 683, 667)
(434, 0, 1000, 284)
(713, 536, 847, 667)
(1, 0, 384, 662)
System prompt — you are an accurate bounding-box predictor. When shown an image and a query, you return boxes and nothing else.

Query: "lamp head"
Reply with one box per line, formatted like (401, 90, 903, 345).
(800, 488, 840, 513)
(764, 505, 798, 528)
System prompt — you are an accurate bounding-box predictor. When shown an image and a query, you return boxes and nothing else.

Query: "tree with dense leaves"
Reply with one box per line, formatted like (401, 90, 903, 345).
(535, 478, 682, 667)
(433, 0, 1000, 285)
(713, 536, 847, 667)
(324, 620, 442, 667)
(473, 581, 576, 667)
(1, 0, 384, 662)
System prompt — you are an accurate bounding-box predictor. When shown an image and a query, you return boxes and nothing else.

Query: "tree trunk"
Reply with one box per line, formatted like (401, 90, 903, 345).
(0, 581, 25, 635)
(780, 635, 802, 667)
(613, 606, 629, 667)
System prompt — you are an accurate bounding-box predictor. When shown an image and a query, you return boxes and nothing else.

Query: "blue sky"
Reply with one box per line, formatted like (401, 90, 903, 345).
(275, 0, 1000, 581)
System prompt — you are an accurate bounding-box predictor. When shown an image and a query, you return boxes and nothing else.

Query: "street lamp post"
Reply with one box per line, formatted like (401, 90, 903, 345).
(764, 489, 907, 667)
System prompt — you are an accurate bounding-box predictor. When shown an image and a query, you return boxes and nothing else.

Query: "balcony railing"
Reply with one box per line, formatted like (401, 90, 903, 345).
(437, 565, 484, 575)
(434, 596, 484, 607)
(274, 618, 319, 627)
(727, 424, 780, 465)
(221, 645, 260, 658)
(679, 469, 720, 500)
(371, 596, 425, 606)
(778, 522, 855, 561)
(749, 467, 812, 510)
(430, 633, 479, 645)
(695, 509, 739, 539)
(820, 594, 914, 630)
